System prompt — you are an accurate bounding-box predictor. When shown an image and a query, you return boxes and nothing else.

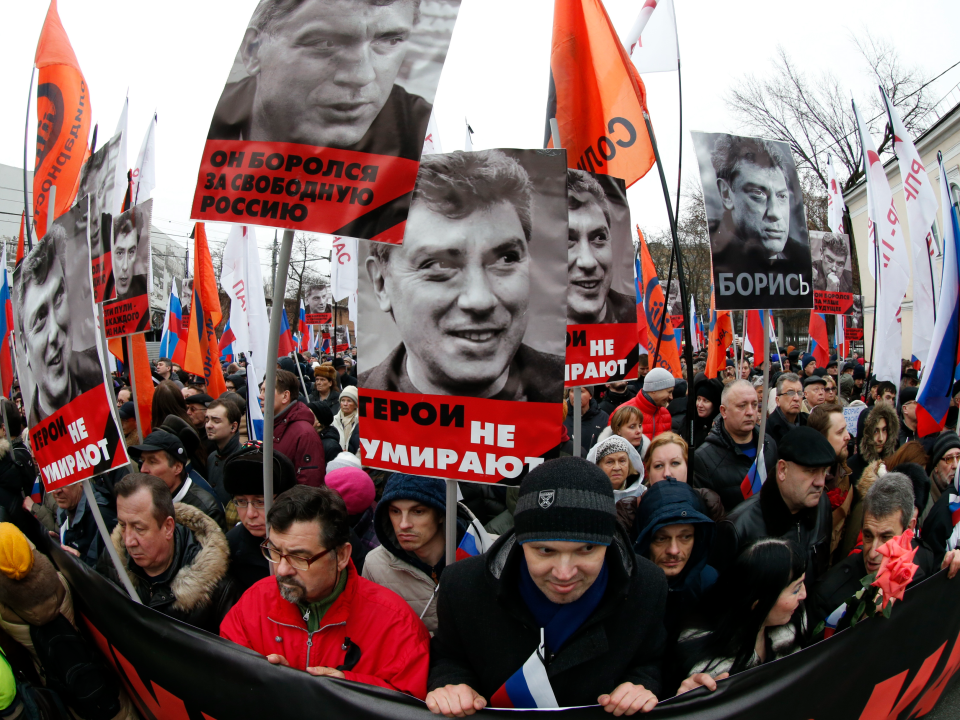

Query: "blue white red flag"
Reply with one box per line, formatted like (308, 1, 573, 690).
(278, 309, 296, 357)
(30, 476, 43, 504)
(809, 311, 830, 368)
(0, 265, 13, 398)
(823, 604, 847, 639)
(159, 283, 183, 361)
(916, 154, 960, 437)
(219, 320, 236, 363)
(743, 310, 771, 366)
(489, 630, 558, 709)
(246, 361, 265, 442)
(298, 301, 309, 353)
(456, 517, 493, 561)
(740, 447, 767, 500)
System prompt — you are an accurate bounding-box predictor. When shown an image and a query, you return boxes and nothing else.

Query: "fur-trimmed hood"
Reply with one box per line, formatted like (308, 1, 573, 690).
(110, 503, 230, 613)
(860, 403, 899, 464)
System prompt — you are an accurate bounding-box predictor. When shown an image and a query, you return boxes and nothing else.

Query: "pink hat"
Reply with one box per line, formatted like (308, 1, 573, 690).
(325, 467, 376, 515)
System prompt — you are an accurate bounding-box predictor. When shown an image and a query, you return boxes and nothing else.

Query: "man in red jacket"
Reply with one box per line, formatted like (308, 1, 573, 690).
(220, 485, 431, 697)
(260, 369, 326, 486)
(612, 367, 675, 441)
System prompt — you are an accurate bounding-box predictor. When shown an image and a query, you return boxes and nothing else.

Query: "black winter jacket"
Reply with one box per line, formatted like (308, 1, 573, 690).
(765, 408, 808, 449)
(226, 523, 270, 594)
(0, 438, 36, 517)
(206, 435, 241, 508)
(428, 527, 668, 704)
(693, 415, 779, 512)
(173, 477, 226, 531)
(921, 490, 958, 565)
(599, 388, 637, 416)
(711, 473, 832, 586)
(563, 399, 610, 457)
(320, 426, 342, 464)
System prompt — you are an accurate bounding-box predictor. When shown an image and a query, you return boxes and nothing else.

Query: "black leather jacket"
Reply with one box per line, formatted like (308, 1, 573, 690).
(693, 415, 780, 512)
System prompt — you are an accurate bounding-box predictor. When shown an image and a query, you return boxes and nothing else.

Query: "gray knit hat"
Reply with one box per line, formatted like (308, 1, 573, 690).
(594, 435, 633, 461)
(644, 367, 676, 393)
(513, 458, 617, 546)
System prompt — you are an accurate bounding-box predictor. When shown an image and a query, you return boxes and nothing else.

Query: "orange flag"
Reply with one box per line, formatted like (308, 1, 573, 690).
(130, 334, 154, 437)
(706, 284, 733, 379)
(546, 0, 656, 186)
(636, 228, 682, 378)
(183, 223, 226, 398)
(15, 213, 25, 266)
(33, 0, 92, 237)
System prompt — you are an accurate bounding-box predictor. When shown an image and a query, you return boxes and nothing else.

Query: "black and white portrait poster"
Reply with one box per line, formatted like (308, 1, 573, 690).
(809, 230, 854, 314)
(358, 149, 567, 483)
(12, 199, 129, 491)
(563, 171, 639, 387)
(845, 295, 865, 341)
(76, 134, 122, 303)
(305, 282, 333, 325)
(692, 131, 813, 311)
(102, 200, 154, 337)
(191, 0, 462, 243)
(335, 325, 350, 353)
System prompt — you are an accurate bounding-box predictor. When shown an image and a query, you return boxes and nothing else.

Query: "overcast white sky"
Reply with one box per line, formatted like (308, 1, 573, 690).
(2, 0, 959, 281)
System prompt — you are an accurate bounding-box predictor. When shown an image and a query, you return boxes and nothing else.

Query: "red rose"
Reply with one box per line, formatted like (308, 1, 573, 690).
(872, 529, 919, 609)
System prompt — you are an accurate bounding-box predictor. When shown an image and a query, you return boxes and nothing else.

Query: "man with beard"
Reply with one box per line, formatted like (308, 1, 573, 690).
(565, 170, 635, 325)
(17, 226, 102, 425)
(220, 485, 431, 696)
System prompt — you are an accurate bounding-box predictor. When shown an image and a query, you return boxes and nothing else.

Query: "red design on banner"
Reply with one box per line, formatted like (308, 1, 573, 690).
(102, 294, 149, 337)
(335, 343, 350, 353)
(565, 323, 638, 387)
(845, 328, 865, 342)
(190, 140, 419, 238)
(358, 389, 561, 483)
(370, 220, 406, 246)
(34, 385, 129, 491)
(305, 313, 331, 325)
(814, 290, 854, 315)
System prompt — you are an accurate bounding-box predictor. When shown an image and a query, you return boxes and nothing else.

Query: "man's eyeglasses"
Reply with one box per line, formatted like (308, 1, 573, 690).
(779, 390, 801, 398)
(260, 541, 333, 571)
(235, 499, 266, 510)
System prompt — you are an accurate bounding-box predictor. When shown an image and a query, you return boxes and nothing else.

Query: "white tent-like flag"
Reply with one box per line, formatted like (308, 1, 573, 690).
(422, 111, 442, 156)
(881, 88, 939, 369)
(464, 119, 474, 151)
(331, 235, 358, 302)
(853, 100, 912, 384)
(826, 155, 845, 234)
(622, 0, 679, 74)
(689, 296, 700, 352)
(133, 112, 157, 205)
(112, 96, 128, 216)
(221, 225, 270, 375)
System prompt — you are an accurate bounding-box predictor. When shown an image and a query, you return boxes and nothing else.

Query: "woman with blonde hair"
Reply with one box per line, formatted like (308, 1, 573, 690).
(643, 432, 725, 522)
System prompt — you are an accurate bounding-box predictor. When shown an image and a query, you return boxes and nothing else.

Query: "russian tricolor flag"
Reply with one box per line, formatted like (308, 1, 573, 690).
(823, 603, 847, 639)
(298, 301, 310, 353)
(0, 266, 13, 398)
(278, 308, 296, 357)
(740, 447, 768, 500)
(159, 286, 183, 361)
(455, 518, 492, 561)
(917, 154, 960, 437)
(489, 631, 558, 709)
(246, 362, 265, 442)
(809, 311, 830, 368)
(219, 320, 236, 363)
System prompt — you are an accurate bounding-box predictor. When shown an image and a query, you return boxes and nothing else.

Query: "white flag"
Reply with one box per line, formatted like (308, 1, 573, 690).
(826, 155, 845, 234)
(689, 296, 700, 352)
(465, 119, 474, 151)
(882, 89, 939, 368)
(331, 235, 358, 301)
(853, 100, 912, 384)
(221, 225, 270, 374)
(112, 96, 128, 216)
(623, 0, 679, 74)
(133, 112, 157, 206)
(422, 111, 443, 156)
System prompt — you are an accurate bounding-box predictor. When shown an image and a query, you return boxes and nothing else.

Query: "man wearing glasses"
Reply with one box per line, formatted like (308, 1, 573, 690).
(220, 485, 431, 697)
(765, 373, 808, 448)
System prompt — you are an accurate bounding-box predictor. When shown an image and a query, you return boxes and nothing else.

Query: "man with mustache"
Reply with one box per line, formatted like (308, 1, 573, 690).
(221, 485, 430, 696)
(17, 226, 102, 426)
(362, 150, 564, 400)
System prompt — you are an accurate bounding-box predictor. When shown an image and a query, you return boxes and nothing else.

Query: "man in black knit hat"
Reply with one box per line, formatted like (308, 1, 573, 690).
(426, 457, 667, 716)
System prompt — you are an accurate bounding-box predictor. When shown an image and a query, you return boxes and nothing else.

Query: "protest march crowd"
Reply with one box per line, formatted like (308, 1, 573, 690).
(0, 344, 957, 717)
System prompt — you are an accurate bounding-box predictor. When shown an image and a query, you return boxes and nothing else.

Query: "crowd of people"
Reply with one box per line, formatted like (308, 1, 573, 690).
(0, 339, 957, 718)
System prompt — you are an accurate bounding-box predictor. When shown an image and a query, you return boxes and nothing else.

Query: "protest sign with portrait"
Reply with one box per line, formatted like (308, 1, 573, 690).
(191, 0, 462, 243)
(12, 199, 129, 490)
(810, 230, 854, 314)
(102, 200, 153, 337)
(845, 295, 865, 341)
(76, 134, 122, 303)
(358, 149, 567, 483)
(304, 283, 333, 325)
(692, 131, 813, 311)
(335, 325, 350, 353)
(563, 171, 639, 387)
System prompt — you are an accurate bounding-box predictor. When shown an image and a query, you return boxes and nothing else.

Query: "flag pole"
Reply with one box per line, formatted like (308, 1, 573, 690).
(653, 248, 675, 367)
(445, 480, 457, 566)
(641, 111, 697, 460)
(673, 57, 683, 227)
(83, 478, 140, 603)
(263, 229, 295, 522)
(22, 67, 35, 251)
(756, 311, 771, 458)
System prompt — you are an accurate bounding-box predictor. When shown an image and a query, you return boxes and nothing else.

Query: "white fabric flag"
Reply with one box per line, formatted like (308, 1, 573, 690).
(623, 0, 679, 74)
(133, 112, 157, 205)
(422, 111, 443, 156)
(826, 155, 845, 234)
(689, 296, 700, 352)
(464, 119, 474, 151)
(853, 101, 912, 383)
(348, 291, 357, 324)
(221, 225, 270, 374)
(330, 236, 358, 301)
(882, 89, 939, 367)
(112, 96, 128, 216)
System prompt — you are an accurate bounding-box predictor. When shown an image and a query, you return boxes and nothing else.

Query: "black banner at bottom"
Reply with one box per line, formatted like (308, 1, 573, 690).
(50, 543, 960, 719)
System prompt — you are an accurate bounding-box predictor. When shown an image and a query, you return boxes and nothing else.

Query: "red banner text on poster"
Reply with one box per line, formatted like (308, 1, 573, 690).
(846, 328, 865, 342)
(190, 140, 420, 242)
(814, 290, 854, 315)
(34, 386, 128, 492)
(102, 295, 149, 338)
(305, 313, 331, 325)
(335, 343, 349, 353)
(358, 389, 561, 483)
(565, 323, 638, 387)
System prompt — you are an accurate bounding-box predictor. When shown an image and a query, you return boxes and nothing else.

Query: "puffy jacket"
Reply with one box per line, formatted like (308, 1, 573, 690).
(220, 561, 431, 697)
(274, 401, 326, 486)
(611, 391, 672, 441)
(99, 503, 241, 634)
(693, 414, 779, 512)
(173, 475, 226, 530)
(711, 470, 832, 586)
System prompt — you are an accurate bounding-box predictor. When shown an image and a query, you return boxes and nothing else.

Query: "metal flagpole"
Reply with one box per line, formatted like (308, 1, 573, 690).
(263, 229, 295, 522)
(292, 351, 309, 398)
(653, 249, 675, 367)
(23, 67, 35, 251)
(445, 481, 457, 565)
(756, 311, 771, 454)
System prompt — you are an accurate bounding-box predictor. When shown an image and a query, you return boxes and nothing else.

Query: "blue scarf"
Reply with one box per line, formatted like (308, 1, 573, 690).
(518, 558, 609, 654)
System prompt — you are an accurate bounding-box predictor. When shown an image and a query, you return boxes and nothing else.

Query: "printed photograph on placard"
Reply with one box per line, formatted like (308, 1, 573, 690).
(845, 295, 865, 341)
(304, 282, 333, 325)
(102, 200, 154, 337)
(12, 198, 129, 489)
(692, 131, 813, 311)
(810, 230, 854, 314)
(192, 0, 462, 242)
(75, 134, 122, 303)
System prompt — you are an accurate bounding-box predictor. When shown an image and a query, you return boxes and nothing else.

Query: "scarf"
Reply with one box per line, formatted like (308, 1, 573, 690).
(298, 566, 348, 633)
